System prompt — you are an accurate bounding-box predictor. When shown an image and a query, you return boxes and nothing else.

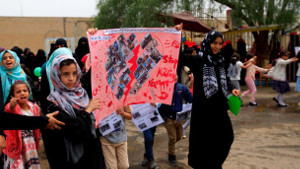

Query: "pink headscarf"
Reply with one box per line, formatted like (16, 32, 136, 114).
(47, 54, 89, 117)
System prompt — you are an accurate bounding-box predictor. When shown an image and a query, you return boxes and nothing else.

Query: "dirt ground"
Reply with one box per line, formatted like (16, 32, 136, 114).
(39, 83, 300, 169)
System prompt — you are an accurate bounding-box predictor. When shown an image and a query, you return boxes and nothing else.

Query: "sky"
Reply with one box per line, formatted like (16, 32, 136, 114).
(0, 0, 99, 17)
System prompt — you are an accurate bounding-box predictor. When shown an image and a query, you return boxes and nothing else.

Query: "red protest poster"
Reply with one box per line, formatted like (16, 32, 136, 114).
(87, 28, 181, 123)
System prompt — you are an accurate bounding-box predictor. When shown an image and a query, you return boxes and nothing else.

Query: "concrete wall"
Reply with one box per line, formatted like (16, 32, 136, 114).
(0, 17, 93, 54)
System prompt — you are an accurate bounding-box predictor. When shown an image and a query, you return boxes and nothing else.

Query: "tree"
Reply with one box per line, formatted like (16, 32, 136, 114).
(94, 0, 175, 29)
(213, 0, 300, 65)
(93, 0, 206, 29)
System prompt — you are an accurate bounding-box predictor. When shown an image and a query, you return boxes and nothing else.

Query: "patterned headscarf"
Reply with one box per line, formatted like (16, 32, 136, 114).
(198, 31, 228, 98)
(47, 54, 89, 118)
(46, 47, 73, 91)
(0, 50, 27, 103)
(200, 30, 225, 66)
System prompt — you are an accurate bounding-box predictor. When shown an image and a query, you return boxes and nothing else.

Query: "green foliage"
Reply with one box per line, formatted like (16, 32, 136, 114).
(94, 0, 175, 28)
(214, 0, 300, 27)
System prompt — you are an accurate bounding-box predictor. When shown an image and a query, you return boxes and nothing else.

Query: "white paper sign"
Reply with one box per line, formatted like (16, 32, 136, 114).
(295, 47, 300, 56)
(176, 103, 192, 122)
(98, 111, 124, 136)
(131, 103, 164, 132)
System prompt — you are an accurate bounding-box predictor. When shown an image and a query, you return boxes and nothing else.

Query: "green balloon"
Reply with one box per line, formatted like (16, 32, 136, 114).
(34, 67, 42, 77)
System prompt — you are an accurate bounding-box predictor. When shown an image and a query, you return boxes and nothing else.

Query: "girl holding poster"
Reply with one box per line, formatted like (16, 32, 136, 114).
(42, 49, 106, 169)
(177, 25, 241, 169)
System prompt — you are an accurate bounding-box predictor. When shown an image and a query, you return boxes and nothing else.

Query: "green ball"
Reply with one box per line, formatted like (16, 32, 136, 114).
(34, 67, 42, 77)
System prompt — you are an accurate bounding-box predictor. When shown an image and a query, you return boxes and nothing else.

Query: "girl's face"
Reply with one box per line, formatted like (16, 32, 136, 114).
(2, 52, 15, 70)
(14, 84, 30, 104)
(210, 37, 223, 55)
(60, 63, 78, 89)
(282, 53, 290, 60)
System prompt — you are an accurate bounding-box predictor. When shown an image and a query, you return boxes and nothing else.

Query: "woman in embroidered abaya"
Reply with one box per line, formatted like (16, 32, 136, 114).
(178, 28, 240, 169)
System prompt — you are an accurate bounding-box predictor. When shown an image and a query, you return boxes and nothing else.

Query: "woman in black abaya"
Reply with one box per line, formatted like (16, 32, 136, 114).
(179, 29, 240, 169)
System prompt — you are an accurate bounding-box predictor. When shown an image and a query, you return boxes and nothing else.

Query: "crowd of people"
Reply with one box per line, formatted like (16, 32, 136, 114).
(0, 24, 299, 169)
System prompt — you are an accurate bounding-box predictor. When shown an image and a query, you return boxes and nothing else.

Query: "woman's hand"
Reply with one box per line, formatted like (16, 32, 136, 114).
(46, 111, 65, 130)
(232, 89, 241, 97)
(85, 98, 102, 113)
(174, 23, 183, 31)
(88, 28, 98, 35)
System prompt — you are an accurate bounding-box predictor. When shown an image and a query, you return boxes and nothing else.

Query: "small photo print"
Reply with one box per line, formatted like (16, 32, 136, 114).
(105, 58, 115, 72)
(137, 71, 149, 85)
(133, 65, 146, 79)
(129, 82, 141, 96)
(145, 58, 156, 71)
(107, 73, 118, 92)
(113, 120, 123, 129)
(114, 61, 126, 75)
(127, 33, 138, 50)
(141, 33, 153, 49)
(145, 39, 158, 53)
(150, 116, 159, 123)
(121, 46, 134, 62)
(132, 112, 141, 119)
(138, 123, 147, 129)
(119, 76, 131, 89)
(150, 49, 163, 64)
(115, 86, 124, 99)
(100, 124, 111, 133)
(117, 33, 126, 47)
(119, 68, 131, 81)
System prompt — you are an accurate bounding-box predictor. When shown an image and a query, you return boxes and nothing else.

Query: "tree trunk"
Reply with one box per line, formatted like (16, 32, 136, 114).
(252, 31, 270, 67)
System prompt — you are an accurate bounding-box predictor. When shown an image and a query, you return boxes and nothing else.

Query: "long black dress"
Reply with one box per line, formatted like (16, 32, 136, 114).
(42, 104, 106, 169)
(180, 31, 234, 169)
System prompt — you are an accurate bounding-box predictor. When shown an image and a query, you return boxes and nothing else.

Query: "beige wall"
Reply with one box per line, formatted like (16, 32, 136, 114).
(0, 16, 93, 54)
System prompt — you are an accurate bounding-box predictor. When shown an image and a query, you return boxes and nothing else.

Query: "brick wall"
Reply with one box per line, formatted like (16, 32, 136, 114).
(0, 16, 93, 54)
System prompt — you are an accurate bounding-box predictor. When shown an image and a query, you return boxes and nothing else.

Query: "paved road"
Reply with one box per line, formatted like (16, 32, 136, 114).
(39, 84, 300, 169)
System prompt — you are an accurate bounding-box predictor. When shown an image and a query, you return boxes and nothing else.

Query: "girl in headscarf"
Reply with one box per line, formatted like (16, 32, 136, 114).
(179, 28, 240, 169)
(0, 50, 28, 104)
(41, 51, 106, 169)
(40, 48, 73, 114)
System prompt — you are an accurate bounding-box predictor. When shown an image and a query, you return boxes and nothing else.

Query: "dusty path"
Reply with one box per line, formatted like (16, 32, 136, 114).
(39, 84, 300, 169)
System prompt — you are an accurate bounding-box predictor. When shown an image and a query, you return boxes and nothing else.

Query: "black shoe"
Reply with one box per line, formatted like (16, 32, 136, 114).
(149, 160, 159, 169)
(273, 97, 279, 104)
(168, 154, 177, 166)
(141, 156, 149, 166)
(278, 103, 288, 107)
(249, 102, 258, 106)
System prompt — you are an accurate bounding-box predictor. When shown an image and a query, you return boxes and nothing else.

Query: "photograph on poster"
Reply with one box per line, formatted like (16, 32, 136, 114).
(113, 120, 123, 129)
(129, 82, 142, 96)
(107, 73, 118, 92)
(138, 123, 147, 129)
(145, 38, 158, 53)
(141, 33, 153, 49)
(150, 116, 159, 123)
(127, 33, 138, 50)
(133, 64, 146, 79)
(115, 86, 124, 99)
(133, 112, 142, 119)
(137, 70, 149, 85)
(150, 48, 163, 63)
(100, 123, 111, 133)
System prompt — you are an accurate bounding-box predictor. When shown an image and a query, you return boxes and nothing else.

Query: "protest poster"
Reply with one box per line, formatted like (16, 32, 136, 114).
(98, 111, 124, 136)
(88, 28, 181, 123)
(175, 103, 192, 122)
(131, 103, 164, 132)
